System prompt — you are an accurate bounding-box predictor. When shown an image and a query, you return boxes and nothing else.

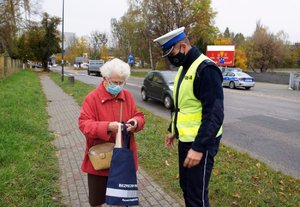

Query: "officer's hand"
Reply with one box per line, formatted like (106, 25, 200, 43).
(108, 121, 120, 133)
(165, 133, 175, 148)
(183, 149, 203, 168)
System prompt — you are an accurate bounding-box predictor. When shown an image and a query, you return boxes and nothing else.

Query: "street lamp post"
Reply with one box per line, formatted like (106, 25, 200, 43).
(61, 0, 65, 81)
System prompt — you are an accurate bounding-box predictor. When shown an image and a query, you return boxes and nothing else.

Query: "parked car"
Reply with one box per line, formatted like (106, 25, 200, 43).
(32, 63, 43, 68)
(223, 71, 255, 90)
(141, 70, 177, 109)
(87, 60, 104, 76)
(74, 63, 89, 69)
(81, 63, 89, 69)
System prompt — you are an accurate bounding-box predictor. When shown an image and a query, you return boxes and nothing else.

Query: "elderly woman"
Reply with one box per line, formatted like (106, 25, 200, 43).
(78, 58, 145, 207)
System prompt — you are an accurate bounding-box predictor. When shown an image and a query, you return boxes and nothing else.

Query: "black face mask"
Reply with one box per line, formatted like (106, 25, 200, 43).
(167, 52, 186, 67)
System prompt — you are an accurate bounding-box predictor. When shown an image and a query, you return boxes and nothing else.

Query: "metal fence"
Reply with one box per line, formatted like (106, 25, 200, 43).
(0, 53, 23, 78)
(247, 72, 290, 85)
(289, 72, 300, 90)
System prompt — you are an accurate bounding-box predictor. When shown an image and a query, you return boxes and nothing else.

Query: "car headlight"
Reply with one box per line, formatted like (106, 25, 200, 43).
(169, 85, 174, 91)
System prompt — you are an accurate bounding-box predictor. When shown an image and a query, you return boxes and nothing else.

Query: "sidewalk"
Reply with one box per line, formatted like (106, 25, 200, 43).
(40, 75, 182, 207)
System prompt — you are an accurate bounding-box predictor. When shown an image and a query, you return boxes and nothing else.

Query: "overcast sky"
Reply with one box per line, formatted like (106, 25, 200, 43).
(42, 0, 300, 43)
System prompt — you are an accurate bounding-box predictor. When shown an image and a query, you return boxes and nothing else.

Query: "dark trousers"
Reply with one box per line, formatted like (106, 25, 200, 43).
(178, 136, 221, 207)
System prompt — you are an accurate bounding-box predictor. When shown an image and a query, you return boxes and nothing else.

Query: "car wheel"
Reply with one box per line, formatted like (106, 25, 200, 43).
(229, 81, 235, 89)
(141, 89, 148, 101)
(245, 86, 251, 90)
(164, 95, 173, 109)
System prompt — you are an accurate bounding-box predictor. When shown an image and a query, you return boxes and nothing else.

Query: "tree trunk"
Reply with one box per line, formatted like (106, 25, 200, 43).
(149, 41, 154, 70)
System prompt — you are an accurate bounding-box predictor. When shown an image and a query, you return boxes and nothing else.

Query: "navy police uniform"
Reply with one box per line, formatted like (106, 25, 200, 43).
(174, 46, 223, 207)
(154, 27, 224, 207)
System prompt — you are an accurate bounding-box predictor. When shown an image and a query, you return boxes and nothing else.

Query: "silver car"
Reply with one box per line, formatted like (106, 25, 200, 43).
(223, 71, 255, 90)
(87, 60, 104, 76)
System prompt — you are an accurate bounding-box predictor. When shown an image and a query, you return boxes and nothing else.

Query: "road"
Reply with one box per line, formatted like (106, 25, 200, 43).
(53, 67, 300, 179)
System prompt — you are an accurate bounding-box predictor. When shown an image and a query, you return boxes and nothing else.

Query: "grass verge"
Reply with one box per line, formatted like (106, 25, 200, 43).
(130, 70, 148, 78)
(0, 70, 61, 207)
(49, 72, 300, 207)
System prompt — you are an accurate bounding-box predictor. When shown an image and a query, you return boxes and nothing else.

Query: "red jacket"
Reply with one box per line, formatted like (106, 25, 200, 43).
(78, 81, 145, 176)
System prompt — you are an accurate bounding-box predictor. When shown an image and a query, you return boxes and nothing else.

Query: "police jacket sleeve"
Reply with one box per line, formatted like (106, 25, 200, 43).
(191, 65, 224, 153)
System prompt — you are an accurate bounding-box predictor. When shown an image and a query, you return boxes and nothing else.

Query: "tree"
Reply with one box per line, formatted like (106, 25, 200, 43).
(233, 33, 245, 46)
(214, 36, 231, 45)
(111, 6, 149, 65)
(16, 12, 61, 70)
(223, 27, 231, 39)
(234, 49, 247, 70)
(246, 22, 289, 72)
(100, 46, 110, 61)
(114, 0, 218, 69)
(64, 36, 89, 64)
(0, 0, 33, 55)
(285, 43, 300, 68)
(185, 0, 218, 52)
(40, 13, 61, 69)
(89, 31, 107, 60)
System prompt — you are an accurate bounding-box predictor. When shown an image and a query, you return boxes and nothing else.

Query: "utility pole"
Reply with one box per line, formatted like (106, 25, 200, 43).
(61, 0, 65, 81)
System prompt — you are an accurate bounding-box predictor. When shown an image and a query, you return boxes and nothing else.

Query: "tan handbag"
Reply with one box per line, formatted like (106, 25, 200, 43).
(88, 103, 123, 170)
(88, 142, 115, 170)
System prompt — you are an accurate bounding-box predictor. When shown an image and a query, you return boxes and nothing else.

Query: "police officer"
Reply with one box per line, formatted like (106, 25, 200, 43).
(154, 27, 224, 207)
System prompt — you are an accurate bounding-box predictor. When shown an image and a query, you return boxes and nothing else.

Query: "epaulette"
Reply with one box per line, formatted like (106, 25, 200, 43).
(202, 59, 217, 66)
(196, 59, 221, 78)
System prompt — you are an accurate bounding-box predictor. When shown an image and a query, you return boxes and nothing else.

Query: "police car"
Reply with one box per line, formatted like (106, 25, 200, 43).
(222, 71, 255, 90)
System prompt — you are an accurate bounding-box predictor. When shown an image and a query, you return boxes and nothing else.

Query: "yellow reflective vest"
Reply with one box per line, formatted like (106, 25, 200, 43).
(172, 54, 222, 142)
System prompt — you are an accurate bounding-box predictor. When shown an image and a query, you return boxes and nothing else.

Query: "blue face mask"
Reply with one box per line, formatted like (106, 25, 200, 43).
(107, 84, 123, 95)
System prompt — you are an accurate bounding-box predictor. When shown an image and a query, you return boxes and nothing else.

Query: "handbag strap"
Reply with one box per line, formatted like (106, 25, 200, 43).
(121, 122, 131, 149)
(119, 101, 123, 122)
(114, 102, 123, 148)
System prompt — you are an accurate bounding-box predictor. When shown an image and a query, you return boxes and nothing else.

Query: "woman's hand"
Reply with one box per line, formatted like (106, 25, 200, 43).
(126, 118, 137, 132)
(108, 121, 120, 133)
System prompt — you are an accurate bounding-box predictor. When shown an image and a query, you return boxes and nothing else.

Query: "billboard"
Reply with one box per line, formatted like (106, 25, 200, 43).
(206, 45, 235, 66)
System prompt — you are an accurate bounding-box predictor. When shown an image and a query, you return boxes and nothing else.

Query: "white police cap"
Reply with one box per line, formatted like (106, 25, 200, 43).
(153, 27, 186, 57)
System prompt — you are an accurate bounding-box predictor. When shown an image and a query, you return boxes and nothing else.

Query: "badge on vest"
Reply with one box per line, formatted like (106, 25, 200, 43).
(184, 75, 193, 80)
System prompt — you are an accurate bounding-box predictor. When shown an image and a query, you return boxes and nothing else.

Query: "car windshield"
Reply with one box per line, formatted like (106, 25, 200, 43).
(161, 71, 177, 84)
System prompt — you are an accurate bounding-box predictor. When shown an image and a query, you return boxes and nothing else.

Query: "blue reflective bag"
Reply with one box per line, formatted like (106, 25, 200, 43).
(105, 122, 139, 206)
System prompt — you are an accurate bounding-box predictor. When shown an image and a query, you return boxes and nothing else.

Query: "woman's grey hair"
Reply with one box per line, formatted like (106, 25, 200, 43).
(100, 58, 131, 80)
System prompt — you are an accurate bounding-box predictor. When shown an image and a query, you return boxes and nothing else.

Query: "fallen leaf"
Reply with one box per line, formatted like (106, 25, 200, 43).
(233, 193, 241, 198)
(278, 192, 286, 197)
(213, 168, 220, 176)
(165, 160, 170, 166)
(236, 179, 243, 184)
